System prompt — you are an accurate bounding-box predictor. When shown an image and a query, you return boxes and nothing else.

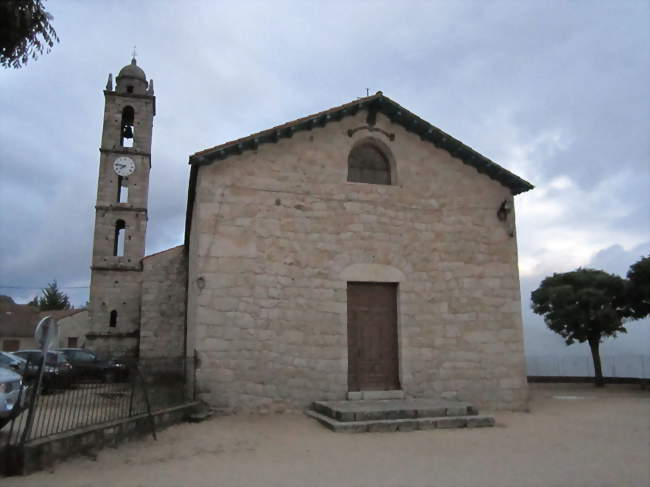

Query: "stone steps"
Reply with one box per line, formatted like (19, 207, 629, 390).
(347, 390, 405, 400)
(306, 397, 495, 433)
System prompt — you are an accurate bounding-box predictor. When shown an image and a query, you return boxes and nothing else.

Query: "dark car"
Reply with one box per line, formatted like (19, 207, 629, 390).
(12, 350, 74, 391)
(55, 348, 129, 383)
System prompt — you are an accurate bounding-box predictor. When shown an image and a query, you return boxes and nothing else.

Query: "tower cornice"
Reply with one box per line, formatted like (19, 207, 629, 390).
(103, 90, 154, 100)
(91, 264, 143, 272)
(99, 147, 151, 157)
(95, 204, 148, 214)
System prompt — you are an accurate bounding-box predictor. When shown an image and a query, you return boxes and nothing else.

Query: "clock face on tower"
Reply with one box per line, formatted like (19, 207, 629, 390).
(113, 156, 135, 177)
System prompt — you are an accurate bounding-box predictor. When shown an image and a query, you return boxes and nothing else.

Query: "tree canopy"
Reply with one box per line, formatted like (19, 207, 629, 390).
(0, 0, 59, 69)
(626, 255, 650, 320)
(531, 269, 628, 344)
(531, 268, 628, 386)
(35, 280, 70, 311)
(531, 256, 649, 387)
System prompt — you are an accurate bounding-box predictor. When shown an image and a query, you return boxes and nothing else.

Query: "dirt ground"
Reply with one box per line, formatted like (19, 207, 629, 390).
(3, 383, 649, 487)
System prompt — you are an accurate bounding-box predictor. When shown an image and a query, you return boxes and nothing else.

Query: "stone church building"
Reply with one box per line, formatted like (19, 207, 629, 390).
(87, 59, 533, 411)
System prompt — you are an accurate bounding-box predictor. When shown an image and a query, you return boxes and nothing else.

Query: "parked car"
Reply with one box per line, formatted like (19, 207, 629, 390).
(0, 351, 28, 375)
(55, 348, 129, 383)
(12, 350, 74, 391)
(0, 367, 28, 429)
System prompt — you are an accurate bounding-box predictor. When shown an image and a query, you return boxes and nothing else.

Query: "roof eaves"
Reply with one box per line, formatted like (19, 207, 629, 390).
(375, 97, 533, 195)
(189, 93, 382, 166)
(143, 245, 184, 261)
(189, 93, 533, 195)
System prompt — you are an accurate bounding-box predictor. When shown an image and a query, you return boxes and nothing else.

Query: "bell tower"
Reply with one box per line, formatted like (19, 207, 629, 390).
(87, 58, 155, 357)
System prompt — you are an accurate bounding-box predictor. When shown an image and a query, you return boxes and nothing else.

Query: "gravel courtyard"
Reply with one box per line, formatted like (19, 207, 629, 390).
(3, 383, 649, 487)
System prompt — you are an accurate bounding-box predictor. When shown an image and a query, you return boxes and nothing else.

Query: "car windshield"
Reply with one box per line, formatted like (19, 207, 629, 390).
(75, 351, 96, 362)
(49, 352, 70, 365)
(16, 351, 66, 366)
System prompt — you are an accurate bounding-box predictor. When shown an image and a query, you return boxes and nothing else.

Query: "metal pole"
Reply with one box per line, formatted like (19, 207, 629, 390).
(128, 366, 136, 417)
(20, 355, 46, 445)
(21, 316, 58, 444)
(135, 366, 157, 441)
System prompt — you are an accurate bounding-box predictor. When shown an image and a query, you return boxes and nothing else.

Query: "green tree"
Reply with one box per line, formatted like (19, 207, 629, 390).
(0, 0, 59, 69)
(626, 256, 650, 320)
(37, 280, 70, 311)
(531, 268, 628, 387)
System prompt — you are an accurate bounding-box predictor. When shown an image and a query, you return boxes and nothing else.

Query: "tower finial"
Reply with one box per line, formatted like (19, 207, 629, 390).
(131, 46, 137, 62)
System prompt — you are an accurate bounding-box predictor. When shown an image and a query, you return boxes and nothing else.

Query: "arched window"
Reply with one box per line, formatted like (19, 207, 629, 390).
(114, 220, 126, 257)
(120, 106, 135, 147)
(116, 176, 128, 203)
(347, 143, 391, 185)
(109, 310, 117, 327)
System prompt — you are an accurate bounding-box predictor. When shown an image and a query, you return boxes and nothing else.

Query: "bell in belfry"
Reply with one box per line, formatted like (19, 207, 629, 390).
(122, 123, 134, 139)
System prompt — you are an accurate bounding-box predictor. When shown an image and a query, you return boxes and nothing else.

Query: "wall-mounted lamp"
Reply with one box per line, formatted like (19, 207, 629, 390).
(196, 276, 205, 292)
(497, 200, 511, 222)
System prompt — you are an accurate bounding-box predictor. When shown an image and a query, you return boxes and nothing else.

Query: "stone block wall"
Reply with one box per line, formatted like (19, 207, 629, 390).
(91, 207, 147, 270)
(140, 246, 187, 358)
(87, 271, 142, 357)
(96, 91, 152, 212)
(87, 88, 153, 358)
(186, 111, 528, 411)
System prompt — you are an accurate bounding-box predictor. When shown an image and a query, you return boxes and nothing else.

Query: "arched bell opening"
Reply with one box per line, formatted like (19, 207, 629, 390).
(114, 219, 126, 257)
(120, 106, 135, 147)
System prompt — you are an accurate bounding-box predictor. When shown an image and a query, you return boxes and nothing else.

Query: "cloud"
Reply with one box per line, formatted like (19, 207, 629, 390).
(516, 170, 649, 278)
(589, 243, 650, 278)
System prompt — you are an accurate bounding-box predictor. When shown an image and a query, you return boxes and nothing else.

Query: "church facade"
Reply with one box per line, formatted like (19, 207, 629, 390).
(88, 59, 533, 411)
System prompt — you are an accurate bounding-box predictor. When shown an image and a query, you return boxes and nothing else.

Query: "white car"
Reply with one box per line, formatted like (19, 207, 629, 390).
(0, 351, 28, 375)
(0, 367, 26, 429)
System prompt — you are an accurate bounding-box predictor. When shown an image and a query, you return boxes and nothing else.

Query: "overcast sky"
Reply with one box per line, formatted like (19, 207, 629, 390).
(1, 1, 648, 360)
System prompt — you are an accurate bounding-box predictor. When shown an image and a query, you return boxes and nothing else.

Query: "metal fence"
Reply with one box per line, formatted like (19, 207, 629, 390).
(3, 356, 195, 448)
(527, 354, 650, 379)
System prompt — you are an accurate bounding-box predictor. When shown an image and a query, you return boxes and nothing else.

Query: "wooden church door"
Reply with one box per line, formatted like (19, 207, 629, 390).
(347, 282, 400, 391)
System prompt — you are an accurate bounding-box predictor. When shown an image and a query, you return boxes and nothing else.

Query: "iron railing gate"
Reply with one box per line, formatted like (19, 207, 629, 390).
(2, 356, 194, 473)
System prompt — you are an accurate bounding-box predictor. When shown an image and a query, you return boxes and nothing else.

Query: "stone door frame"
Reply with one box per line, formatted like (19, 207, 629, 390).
(340, 263, 406, 392)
